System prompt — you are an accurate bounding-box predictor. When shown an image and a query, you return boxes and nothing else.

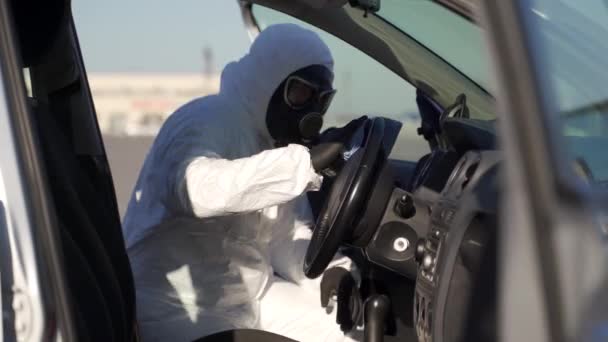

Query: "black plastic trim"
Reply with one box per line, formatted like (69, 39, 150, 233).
(0, 0, 76, 339)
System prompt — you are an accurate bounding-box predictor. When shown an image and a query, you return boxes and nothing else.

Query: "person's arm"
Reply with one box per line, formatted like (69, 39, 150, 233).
(175, 144, 322, 218)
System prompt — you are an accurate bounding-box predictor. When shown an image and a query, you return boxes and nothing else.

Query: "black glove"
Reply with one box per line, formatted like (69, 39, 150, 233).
(310, 142, 343, 172)
(318, 115, 368, 145)
(310, 116, 368, 173)
(320, 267, 361, 333)
(320, 267, 350, 308)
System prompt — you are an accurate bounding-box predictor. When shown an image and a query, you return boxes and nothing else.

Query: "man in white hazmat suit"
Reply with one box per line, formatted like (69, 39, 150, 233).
(122, 24, 361, 342)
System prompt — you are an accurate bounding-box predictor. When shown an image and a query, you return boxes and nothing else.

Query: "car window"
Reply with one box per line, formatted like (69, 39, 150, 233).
(522, 0, 608, 186)
(378, 0, 490, 92)
(72, 0, 249, 215)
(252, 5, 430, 161)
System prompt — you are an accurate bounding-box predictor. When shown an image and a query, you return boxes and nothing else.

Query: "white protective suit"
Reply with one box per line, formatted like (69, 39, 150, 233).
(122, 24, 355, 342)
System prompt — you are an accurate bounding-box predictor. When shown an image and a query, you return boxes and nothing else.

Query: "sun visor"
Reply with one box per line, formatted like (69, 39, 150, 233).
(295, 0, 348, 9)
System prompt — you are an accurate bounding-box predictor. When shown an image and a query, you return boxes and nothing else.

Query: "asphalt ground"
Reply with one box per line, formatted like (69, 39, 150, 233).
(103, 135, 155, 218)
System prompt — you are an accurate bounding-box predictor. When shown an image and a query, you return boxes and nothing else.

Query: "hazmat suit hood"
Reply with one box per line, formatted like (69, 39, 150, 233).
(220, 24, 334, 144)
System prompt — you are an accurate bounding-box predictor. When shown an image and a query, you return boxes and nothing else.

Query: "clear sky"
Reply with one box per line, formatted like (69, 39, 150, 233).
(72, 0, 421, 118)
(72, 0, 251, 73)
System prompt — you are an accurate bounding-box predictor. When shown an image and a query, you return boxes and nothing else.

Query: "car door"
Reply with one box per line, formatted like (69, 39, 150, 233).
(0, 0, 77, 340)
(479, 0, 608, 341)
(1, 0, 137, 340)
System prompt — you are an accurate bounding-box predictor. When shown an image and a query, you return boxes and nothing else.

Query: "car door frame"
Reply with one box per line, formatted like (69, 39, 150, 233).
(0, 0, 76, 340)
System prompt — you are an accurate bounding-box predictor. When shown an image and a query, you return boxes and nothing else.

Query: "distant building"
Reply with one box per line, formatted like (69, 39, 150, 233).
(87, 72, 419, 139)
(89, 73, 220, 136)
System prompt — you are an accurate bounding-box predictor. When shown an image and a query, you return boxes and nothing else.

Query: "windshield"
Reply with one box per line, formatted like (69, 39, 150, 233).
(251, 5, 431, 161)
(522, 0, 608, 185)
(377, 0, 490, 92)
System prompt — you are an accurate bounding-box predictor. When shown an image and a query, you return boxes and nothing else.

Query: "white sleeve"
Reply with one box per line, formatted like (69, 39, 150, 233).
(176, 144, 323, 218)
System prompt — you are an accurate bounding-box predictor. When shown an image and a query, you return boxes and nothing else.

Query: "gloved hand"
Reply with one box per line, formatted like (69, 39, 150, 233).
(320, 266, 361, 332)
(320, 267, 350, 309)
(319, 115, 368, 145)
(310, 142, 343, 172)
(309, 115, 368, 172)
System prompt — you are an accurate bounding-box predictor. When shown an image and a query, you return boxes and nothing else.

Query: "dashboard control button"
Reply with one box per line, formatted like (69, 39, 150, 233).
(442, 209, 455, 224)
(395, 194, 416, 219)
(393, 237, 409, 252)
(415, 239, 426, 263)
(422, 253, 434, 271)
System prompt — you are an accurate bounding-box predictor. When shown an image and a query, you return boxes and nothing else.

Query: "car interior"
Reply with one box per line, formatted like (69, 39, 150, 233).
(7, 0, 499, 341)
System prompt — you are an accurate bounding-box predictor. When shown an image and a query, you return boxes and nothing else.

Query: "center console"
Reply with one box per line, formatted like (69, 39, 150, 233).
(413, 151, 500, 342)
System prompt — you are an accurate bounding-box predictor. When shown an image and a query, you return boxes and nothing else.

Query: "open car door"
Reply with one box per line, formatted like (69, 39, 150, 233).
(481, 1, 608, 341)
(0, 0, 137, 340)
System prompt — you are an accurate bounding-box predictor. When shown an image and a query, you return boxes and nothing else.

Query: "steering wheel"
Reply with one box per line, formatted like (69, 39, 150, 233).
(304, 117, 387, 278)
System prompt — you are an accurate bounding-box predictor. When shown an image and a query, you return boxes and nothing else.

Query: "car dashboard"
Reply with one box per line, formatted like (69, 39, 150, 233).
(411, 150, 499, 342)
(344, 118, 500, 342)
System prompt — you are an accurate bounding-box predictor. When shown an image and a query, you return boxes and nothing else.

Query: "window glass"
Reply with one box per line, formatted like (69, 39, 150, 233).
(522, 0, 608, 186)
(378, 0, 490, 92)
(73, 0, 248, 141)
(72, 0, 250, 214)
(252, 5, 430, 161)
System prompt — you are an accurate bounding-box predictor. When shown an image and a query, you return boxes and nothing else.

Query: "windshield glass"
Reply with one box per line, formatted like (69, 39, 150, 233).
(377, 0, 491, 93)
(251, 5, 431, 161)
(523, 0, 608, 185)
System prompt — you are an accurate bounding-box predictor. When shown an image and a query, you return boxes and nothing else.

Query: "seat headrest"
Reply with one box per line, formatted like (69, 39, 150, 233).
(10, 0, 70, 67)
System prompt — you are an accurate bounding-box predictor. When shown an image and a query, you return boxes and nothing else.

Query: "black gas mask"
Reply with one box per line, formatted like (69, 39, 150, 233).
(266, 65, 336, 146)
